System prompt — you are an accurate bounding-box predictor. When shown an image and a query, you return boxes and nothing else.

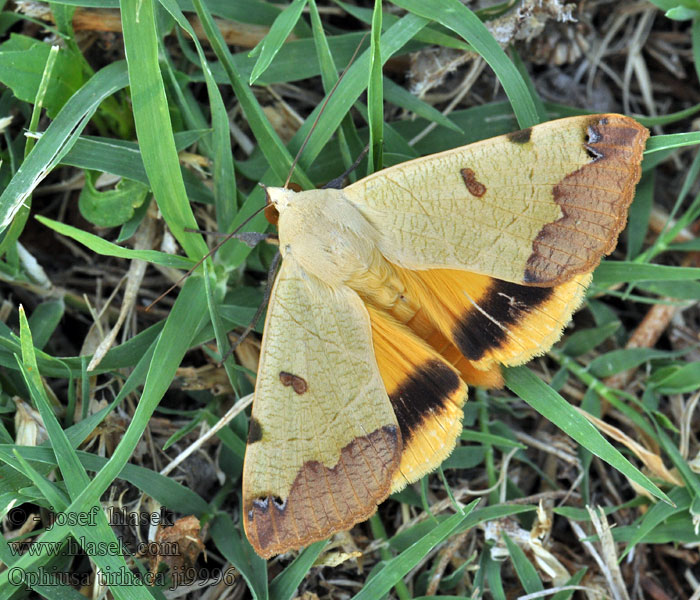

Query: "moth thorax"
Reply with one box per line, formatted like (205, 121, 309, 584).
(347, 251, 413, 318)
(276, 189, 379, 287)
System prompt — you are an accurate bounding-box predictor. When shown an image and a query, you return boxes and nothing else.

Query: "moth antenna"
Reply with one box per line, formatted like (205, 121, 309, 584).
(283, 33, 369, 190)
(146, 204, 268, 311)
(184, 227, 240, 237)
(218, 250, 282, 365)
(185, 227, 278, 246)
(322, 144, 369, 189)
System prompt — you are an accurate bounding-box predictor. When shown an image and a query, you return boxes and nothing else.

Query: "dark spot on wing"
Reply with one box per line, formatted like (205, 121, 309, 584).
(584, 145, 603, 161)
(248, 417, 263, 444)
(460, 168, 487, 197)
(453, 280, 553, 360)
(279, 371, 308, 395)
(586, 124, 602, 144)
(584, 124, 604, 161)
(507, 127, 532, 144)
(265, 203, 280, 226)
(389, 361, 461, 442)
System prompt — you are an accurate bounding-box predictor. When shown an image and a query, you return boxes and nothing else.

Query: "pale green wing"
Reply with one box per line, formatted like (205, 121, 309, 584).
(242, 256, 400, 558)
(343, 114, 648, 286)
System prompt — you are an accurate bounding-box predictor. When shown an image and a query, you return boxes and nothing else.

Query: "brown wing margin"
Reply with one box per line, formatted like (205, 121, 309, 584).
(245, 425, 399, 559)
(523, 114, 649, 285)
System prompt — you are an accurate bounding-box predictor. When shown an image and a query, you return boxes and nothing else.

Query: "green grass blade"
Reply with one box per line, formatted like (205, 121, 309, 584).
(0, 276, 208, 592)
(308, 0, 355, 171)
(6, 312, 152, 599)
(367, 0, 384, 173)
(269, 541, 328, 600)
(693, 17, 700, 83)
(157, 0, 238, 253)
(389, 0, 539, 128)
(59, 133, 213, 205)
(657, 426, 700, 503)
(294, 13, 428, 171)
(562, 321, 621, 357)
(626, 171, 655, 259)
(250, 0, 308, 84)
(621, 486, 690, 560)
(502, 532, 544, 594)
(504, 366, 670, 504)
(0, 61, 127, 236)
(27, 299, 64, 350)
(645, 130, 700, 153)
(460, 430, 526, 448)
(334, 0, 470, 50)
(383, 77, 463, 134)
(636, 102, 700, 126)
(588, 347, 687, 379)
(2, 444, 211, 514)
(17, 306, 90, 494)
(164, 0, 237, 233)
(0, 45, 60, 252)
(210, 513, 269, 600)
(551, 569, 587, 600)
(10, 448, 70, 510)
(594, 261, 700, 285)
(35, 215, 194, 269)
(352, 501, 479, 600)
(202, 261, 238, 393)
(192, 0, 313, 189)
(651, 361, 700, 394)
(120, 0, 208, 260)
(484, 551, 506, 600)
(510, 47, 547, 123)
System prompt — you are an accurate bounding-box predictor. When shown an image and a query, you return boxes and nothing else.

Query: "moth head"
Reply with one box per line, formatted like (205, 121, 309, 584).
(265, 186, 298, 214)
(263, 183, 305, 226)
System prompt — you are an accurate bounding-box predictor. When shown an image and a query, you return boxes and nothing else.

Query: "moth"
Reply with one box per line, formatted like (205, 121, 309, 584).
(241, 114, 649, 558)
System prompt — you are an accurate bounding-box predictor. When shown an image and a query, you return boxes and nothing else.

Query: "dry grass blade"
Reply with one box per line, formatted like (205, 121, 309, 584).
(87, 212, 155, 371)
(575, 406, 684, 487)
(160, 393, 253, 477)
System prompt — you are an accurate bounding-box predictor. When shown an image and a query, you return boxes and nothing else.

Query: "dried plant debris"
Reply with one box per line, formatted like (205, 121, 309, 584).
(13, 397, 47, 446)
(409, 0, 577, 95)
(527, 18, 590, 66)
(148, 515, 206, 585)
(484, 502, 570, 586)
(177, 363, 235, 396)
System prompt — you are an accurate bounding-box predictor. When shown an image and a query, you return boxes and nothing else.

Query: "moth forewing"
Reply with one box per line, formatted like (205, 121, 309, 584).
(242, 256, 401, 559)
(343, 114, 649, 286)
